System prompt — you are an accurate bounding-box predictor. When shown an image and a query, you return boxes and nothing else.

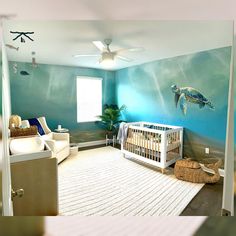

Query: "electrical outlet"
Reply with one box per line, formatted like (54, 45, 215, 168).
(205, 147, 210, 154)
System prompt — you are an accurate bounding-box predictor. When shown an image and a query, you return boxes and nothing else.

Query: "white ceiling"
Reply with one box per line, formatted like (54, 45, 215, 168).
(3, 20, 232, 70)
(0, 0, 235, 21)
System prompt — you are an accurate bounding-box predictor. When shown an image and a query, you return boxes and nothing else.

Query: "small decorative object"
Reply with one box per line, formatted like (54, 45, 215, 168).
(10, 31, 34, 43)
(171, 84, 214, 115)
(20, 71, 30, 76)
(54, 128, 69, 133)
(174, 158, 222, 183)
(31, 51, 38, 68)
(54, 125, 69, 133)
(9, 115, 22, 129)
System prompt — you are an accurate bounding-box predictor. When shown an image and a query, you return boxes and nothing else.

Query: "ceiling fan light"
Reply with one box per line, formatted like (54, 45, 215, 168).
(100, 58, 115, 68)
(100, 53, 115, 68)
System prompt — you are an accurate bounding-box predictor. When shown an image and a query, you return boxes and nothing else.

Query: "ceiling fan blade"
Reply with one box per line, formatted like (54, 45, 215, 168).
(73, 54, 99, 58)
(93, 41, 106, 51)
(116, 55, 133, 62)
(116, 47, 144, 54)
(98, 57, 103, 64)
(128, 47, 144, 52)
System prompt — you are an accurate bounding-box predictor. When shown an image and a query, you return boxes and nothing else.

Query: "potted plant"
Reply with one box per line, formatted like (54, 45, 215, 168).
(96, 104, 126, 138)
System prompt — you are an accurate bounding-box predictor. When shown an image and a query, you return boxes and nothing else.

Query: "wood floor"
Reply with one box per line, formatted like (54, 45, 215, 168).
(79, 144, 223, 216)
(181, 178, 223, 216)
(195, 210, 236, 236)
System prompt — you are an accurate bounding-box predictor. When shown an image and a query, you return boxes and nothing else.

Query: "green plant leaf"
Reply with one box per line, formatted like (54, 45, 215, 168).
(95, 104, 126, 131)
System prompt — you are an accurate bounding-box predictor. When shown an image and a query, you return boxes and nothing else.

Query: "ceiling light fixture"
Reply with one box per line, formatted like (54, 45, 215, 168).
(99, 52, 115, 68)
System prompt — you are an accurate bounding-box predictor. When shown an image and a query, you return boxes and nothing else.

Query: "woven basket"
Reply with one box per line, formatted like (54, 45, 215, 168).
(174, 158, 222, 184)
(9, 115, 22, 128)
(10, 126, 38, 137)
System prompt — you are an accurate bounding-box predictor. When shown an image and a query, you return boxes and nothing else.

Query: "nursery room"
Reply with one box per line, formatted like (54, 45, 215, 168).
(1, 20, 234, 216)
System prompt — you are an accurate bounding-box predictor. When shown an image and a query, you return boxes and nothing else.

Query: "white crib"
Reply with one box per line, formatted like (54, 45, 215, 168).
(121, 122, 183, 173)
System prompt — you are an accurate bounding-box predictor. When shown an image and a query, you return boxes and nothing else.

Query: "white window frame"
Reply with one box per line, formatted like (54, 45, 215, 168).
(76, 76, 103, 123)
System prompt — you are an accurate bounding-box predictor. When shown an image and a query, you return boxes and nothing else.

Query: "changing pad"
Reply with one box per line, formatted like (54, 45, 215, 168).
(10, 136, 45, 155)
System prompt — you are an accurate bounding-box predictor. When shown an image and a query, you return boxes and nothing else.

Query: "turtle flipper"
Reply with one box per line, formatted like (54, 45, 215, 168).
(207, 102, 215, 110)
(174, 93, 180, 107)
(179, 93, 187, 115)
(199, 103, 205, 109)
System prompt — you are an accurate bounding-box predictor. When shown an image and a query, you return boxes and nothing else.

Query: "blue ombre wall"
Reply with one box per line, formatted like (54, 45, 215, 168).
(116, 47, 231, 162)
(0, 63, 2, 115)
(234, 36, 236, 165)
(9, 46, 233, 162)
(9, 62, 116, 143)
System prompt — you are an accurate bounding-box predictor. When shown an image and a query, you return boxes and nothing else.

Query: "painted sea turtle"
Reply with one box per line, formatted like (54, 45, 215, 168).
(171, 84, 214, 115)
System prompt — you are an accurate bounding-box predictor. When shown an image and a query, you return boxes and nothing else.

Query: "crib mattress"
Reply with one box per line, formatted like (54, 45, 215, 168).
(126, 138, 180, 152)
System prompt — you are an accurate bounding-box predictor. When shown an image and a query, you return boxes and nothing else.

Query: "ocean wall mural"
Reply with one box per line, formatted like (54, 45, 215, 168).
(8, 45, 234, 165)
(234, 36, 236, 171)
(9, 62, 116, 143)
(115, 47, 232, 163)
(0, 63, 2, 115)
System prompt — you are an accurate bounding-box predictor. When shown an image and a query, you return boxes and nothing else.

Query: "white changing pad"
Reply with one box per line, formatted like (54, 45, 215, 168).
(10, 136, 45, 155)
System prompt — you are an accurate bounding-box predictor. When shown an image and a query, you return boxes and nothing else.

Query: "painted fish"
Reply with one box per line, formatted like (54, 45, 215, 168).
(20, 71, 30, 76)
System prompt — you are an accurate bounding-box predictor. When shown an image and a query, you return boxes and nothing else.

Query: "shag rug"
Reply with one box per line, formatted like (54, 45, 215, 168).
(58, 146, 204, 216)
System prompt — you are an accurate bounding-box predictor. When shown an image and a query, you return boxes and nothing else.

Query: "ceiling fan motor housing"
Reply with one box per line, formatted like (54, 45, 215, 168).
(104, 38, 112, 46)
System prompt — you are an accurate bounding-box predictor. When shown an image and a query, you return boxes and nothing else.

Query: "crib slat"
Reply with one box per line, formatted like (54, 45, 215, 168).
(142, 129, 144, 157)
(136, 128, 138, 154)
(143, 129, 145, 158)
(147, 131, 150, 160)
(133, 128, 135, 153)
(145, 131, 147, 158)
(155, 134, 157, 162)
(133, 129, 135, 153)
(136, 130, 138, 155)
(150, 132, 153, 160)
(152, 133, 155, 160)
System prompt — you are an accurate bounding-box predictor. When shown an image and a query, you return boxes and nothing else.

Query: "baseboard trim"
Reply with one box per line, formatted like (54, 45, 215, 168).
(78, 140, 106, 148)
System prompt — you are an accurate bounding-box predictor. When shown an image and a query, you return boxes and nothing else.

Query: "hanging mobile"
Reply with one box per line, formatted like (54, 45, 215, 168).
(10, 31, 34, 43)
(31, 51, 38, 68)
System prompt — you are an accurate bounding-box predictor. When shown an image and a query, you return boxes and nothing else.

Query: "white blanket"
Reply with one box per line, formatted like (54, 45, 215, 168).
(117, 122, 129, 144)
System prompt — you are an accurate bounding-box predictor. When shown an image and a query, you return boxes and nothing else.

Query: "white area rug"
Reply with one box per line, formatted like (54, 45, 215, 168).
(45, 217, 207, 236)
(58, 146, 204, 216)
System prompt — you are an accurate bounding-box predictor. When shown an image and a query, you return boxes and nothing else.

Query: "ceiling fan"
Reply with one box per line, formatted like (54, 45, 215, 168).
(73, 39, 144, 68)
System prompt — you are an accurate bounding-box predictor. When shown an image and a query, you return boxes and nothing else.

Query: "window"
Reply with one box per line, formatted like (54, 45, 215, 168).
(77, 77, 102, 122)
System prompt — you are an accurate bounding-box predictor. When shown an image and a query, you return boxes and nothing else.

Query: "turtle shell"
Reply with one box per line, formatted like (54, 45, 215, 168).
(181, 87, 208, 104)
